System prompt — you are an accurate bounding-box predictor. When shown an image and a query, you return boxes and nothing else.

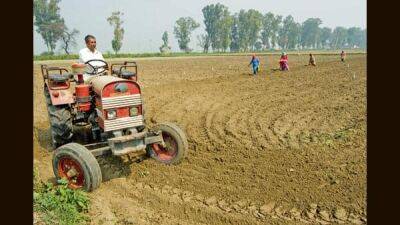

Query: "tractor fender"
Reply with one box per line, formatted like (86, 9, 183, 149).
(48, 88, 75, 106)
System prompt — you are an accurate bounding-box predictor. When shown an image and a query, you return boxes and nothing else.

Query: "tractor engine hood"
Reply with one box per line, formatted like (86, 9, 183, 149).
(90, 76, 141, 97)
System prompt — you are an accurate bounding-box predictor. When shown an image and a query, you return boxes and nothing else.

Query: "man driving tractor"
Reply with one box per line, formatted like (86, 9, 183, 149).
(78, 35, 106, 83)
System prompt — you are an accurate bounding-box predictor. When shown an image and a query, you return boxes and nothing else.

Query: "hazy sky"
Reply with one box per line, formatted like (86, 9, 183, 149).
(33, 0, 366, 55)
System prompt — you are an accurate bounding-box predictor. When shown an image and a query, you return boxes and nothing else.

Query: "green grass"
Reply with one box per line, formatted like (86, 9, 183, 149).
(297, 127, 353, 148)
(33, 49, 366, 61)
(34, 169, 90, 225)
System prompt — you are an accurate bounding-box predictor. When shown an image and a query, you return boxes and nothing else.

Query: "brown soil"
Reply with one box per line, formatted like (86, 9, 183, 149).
(34, 54, 367, 225)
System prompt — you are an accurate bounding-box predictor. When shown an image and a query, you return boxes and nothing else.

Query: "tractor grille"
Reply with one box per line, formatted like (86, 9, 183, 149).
(102, 94, 142, 110)
(103, 115, 144, 132)
(101, 94, 144, 132)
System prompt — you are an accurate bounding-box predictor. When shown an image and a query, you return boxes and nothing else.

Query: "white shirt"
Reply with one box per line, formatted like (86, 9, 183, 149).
(78, 47, 106, 83)
(79, 47, 105, 63)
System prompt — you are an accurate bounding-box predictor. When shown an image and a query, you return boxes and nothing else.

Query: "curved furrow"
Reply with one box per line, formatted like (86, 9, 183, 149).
(203, 102, 227, 149)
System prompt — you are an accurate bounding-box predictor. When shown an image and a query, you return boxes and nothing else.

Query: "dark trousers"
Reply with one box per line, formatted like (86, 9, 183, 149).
(253, 65, 259, 75)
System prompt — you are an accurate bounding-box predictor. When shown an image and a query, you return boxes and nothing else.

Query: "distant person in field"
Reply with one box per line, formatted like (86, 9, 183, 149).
(308, 53, 316, 66)
(78, 35, 106, 82)
(248, 54, 260, 75)
(279, 52, 289, 71)
(340, 50, 346, 62)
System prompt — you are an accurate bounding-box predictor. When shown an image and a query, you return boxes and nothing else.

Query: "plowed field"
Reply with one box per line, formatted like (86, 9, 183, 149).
(34, 54, 366, 225)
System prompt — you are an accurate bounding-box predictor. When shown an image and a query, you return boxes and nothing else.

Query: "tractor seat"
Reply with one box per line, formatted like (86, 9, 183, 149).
(120, 71, 136, 78)
(112, 69, 120, 75)
(48, 73, 71, 82)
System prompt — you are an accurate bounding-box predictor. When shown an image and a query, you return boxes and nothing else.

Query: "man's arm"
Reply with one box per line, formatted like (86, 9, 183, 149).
(248, 58, 253, 66)
(79, 50, 86, 63)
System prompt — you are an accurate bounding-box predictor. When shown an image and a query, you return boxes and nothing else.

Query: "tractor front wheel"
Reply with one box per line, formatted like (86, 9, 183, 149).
(146, 123, 188, 165)
(53, 143, 102, 191)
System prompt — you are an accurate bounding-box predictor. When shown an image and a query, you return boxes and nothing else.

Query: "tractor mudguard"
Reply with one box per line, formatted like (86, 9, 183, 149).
(49, 89, 75, 105)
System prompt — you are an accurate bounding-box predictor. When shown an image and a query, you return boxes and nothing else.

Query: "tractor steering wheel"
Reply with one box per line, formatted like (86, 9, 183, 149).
(84, 59, 109, 75)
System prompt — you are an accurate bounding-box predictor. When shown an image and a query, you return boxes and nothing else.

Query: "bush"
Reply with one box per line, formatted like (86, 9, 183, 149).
(40, 51, 55, 56)
(34, 178, 90, 225)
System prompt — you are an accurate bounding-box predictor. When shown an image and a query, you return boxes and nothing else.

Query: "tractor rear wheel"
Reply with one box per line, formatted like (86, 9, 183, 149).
(146, 122, 188, 165)
(48, 104, 73, 148)
(53, 143, 102, 191)
(44, 86, 52, 105)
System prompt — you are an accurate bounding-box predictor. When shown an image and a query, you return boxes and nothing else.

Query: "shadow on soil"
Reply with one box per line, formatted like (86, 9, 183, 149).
(34, 126, 53, 150)
(97, 154, 149, 182)
(47, 177, 57, 185)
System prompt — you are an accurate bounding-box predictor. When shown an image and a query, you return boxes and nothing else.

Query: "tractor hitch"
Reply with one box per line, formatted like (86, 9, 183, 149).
(106, 130, 165, 156)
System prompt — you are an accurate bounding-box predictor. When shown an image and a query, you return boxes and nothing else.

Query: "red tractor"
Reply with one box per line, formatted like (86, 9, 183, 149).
(41, 59, 188, 191)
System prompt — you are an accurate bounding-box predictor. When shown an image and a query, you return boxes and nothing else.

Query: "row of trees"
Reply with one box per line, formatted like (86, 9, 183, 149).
(34, 1, 365, 55)
(171, 3, 366, 53)
(34, 0, 124, 55)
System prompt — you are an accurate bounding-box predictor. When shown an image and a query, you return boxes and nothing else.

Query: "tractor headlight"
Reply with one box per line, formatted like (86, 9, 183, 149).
(107, 110, 117, 120)
(130, 107, 138, 117)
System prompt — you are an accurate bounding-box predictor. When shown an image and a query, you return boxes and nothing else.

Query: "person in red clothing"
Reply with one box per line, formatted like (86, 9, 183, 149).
(279, 52, 289, 71)
(340, 50, 346, 62)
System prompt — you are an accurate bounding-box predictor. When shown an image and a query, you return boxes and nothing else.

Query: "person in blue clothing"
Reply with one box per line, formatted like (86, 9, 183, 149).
(248, 54, 260, 75)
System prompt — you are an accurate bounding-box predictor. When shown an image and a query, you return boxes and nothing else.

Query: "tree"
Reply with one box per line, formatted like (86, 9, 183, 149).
(197, 34, 210, 53)
(360, 29, 367, 49)
(347, 27, 364, 48)
(261, 12, 275, 49)
(173, 17, 200, 53)
(270, 15, 282, 49)
(254, 41, 263, 51)
(162, 31, 169, 46)
(301, 18, 322, 49)
(230, 14, 240, 52)
(288, 22, 302, 49)
(202, 3, 232, 52)
(202, 3, 222, 51)
(237, 10, 249, 51)
(320, 27, 332, 49)
(218, 10, 233, 52)
(34, 0, 65, 53)
(330, 27, 348, 49)
(60, 28, 79, 55)
(107, 11, 124, 54)
(260, 12, 284, 50)
(278, 15, 299, 49)
(237, 9, 263, 51)
(246, 9, 263, 51)
(159, 31, 171, 53)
